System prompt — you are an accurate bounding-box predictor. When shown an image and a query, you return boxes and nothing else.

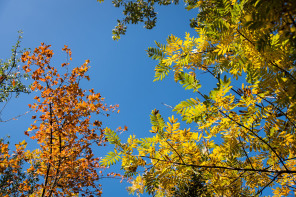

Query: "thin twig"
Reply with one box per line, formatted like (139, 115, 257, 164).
(255, 173, 280, 196)
(238, 136, 255, 170)
(0, 110, 33, 122)
(219, 110, 289, 171)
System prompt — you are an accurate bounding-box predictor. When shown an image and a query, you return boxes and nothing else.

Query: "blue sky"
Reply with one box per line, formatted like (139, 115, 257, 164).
(0, 0, 202, 196)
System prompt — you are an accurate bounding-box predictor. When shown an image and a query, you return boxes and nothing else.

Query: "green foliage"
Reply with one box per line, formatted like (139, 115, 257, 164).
(105, 127, 121, 144)
(0, 31, 30, 102)
(147, 46, 164, 61)
(98, 0, 182, 40)
(171, 172, 209, 197)
(176, 72, 201, 92)
(100, 151, 121, 166)
(137, 136, 157, 149)
(101, 128, 122, 166)
(150, 109, 166, 135)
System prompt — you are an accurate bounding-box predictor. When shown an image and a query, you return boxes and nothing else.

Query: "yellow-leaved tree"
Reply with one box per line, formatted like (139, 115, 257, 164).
(101, 0, 296, 196)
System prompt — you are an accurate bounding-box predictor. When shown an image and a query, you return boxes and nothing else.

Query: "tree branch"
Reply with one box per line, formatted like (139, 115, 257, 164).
(219, 110, 289, 171)
(139, 155, 296, 174)
(255, 173, 280, 196)
(236, 29, 296, 82)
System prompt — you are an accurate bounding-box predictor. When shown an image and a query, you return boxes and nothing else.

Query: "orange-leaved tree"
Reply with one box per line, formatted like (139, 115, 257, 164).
(20, 43, 119, 196)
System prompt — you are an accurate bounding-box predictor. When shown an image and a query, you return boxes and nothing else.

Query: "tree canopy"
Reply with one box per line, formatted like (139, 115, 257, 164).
(101, 0, 296, 196)
(1, 0, 296, 196)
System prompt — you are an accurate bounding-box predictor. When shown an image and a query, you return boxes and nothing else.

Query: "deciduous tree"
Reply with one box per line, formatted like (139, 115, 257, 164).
(101, 0, 296, 196)
(22, 43, 120, 196)
(2, 43, 119, 197)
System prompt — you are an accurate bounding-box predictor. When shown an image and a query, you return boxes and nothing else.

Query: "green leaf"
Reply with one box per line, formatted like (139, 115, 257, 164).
(100, 151, 121, 167)
(150, 109, 166, 135)
(176, 72, 201, 92)
(105, 127, 120, 144)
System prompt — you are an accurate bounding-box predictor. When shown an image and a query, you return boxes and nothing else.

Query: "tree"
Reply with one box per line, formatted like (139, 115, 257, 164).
(0, 43, 119, 196)
(21, 43, 121, 196)
(101, 0, 296, 196)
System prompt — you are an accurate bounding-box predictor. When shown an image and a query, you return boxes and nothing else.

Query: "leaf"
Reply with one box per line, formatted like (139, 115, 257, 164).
(100, 151, 121, 167)
(105, 127, 120, 144)
(175, 72, 201, 92)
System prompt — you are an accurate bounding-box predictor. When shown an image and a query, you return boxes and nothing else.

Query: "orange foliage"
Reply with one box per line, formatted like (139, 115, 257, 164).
(0, 140, 36, 196)
(20, 43, 118, 196)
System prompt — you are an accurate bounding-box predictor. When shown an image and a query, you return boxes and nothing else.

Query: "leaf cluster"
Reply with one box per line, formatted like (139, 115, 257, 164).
(98, 0, 181, 40)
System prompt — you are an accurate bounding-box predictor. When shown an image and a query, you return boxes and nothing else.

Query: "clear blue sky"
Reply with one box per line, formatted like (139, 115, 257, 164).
(0, 0, 202, 196)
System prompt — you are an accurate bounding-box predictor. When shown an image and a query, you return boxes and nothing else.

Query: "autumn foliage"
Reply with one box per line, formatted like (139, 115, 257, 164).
(2, 0, 296, 196)
(0, 139, 39, 196)
(101, 0, 296, 196)
(2, 43, 118, 196)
